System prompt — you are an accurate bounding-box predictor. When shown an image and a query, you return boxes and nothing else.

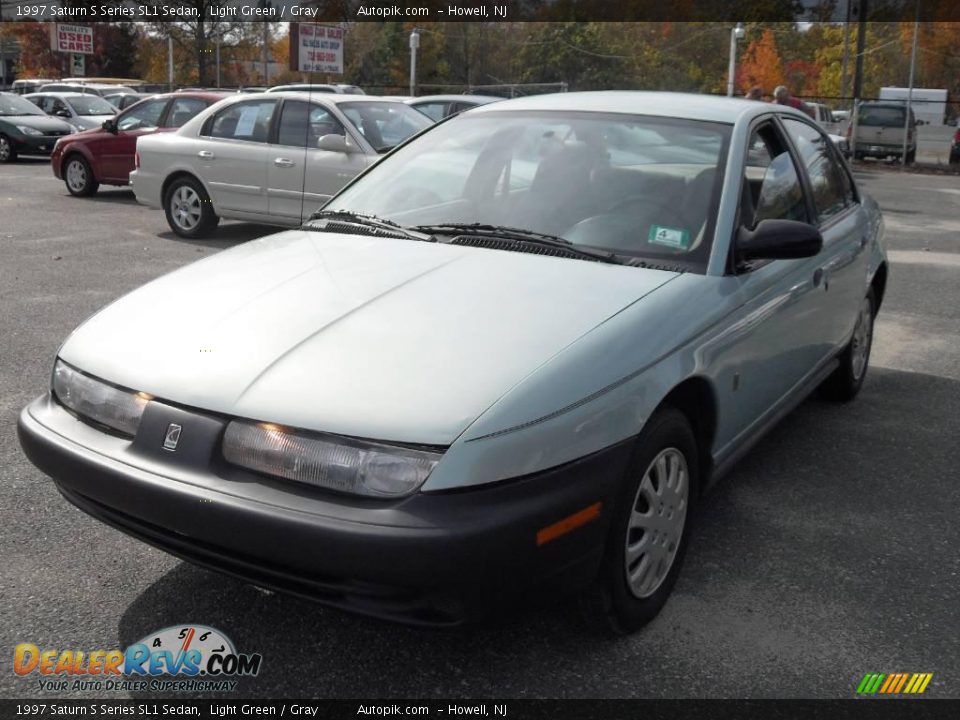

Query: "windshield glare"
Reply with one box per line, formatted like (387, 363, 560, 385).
(0, 95, 46, 116)
(330, 111, 730, 270)
(67, 96, 116, 116)
(338, 101, 433, 153)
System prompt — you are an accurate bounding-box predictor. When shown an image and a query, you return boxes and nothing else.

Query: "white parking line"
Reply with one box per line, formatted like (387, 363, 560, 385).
(887, 250, 960, 268)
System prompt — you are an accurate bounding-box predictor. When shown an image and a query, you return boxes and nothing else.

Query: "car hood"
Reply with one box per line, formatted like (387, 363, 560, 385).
(59, 231, 678, 445)
(3, 114, 74, 133)
(73, 115, 114, 129)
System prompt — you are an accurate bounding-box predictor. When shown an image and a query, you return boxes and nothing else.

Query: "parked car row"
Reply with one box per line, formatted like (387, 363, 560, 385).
(17, 91, 888, 633)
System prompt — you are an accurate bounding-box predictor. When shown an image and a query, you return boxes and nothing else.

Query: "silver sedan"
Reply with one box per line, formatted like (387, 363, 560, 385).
(130, 92, 432, 238)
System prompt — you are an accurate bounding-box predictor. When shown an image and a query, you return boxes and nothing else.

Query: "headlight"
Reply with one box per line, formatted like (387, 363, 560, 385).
(52, 360, 151, 436)
(16, 125, 43, 136)
(222, 421, 441, 498)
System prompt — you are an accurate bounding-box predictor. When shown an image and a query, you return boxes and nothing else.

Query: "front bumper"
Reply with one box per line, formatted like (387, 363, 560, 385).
(13, 134, 62, 156)
(18, 394, 632, 626)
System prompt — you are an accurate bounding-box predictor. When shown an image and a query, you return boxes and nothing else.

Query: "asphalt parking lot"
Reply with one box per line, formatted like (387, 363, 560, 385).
(1, 159, 958, 699)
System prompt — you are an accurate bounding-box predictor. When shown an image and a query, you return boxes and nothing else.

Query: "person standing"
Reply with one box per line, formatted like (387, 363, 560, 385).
(773, 85, 814, 118)
(745, 86, 764, 101)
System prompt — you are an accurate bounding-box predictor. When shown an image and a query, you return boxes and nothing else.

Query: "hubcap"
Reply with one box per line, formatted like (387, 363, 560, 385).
(171, 185, 202, 230)
(851, 296, 873, 381)
(66, 160, 87, 191)
(625, 447, 689, 599)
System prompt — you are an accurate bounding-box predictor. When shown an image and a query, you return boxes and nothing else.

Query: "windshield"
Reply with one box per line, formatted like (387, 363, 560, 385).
(0, 95, 46, 117)
(338, 101, 432, 153)
(66, 96, 116, 116)
(330, 111, 730, 271)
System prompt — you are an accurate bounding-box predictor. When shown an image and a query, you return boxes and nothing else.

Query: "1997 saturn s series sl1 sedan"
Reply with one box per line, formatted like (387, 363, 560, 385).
(19, 92, 887, 633)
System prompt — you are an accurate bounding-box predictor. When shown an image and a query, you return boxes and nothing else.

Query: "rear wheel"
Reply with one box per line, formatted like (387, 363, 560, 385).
(64, 155, 99, 196)
(820, 289, 875, 401)
(164, 176, 219, 238)
(0, 134, 16, 163)
(580, 407, 698, 635)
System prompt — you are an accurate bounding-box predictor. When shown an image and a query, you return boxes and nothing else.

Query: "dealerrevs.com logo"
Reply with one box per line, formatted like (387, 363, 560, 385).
(13, 625, 262, 693)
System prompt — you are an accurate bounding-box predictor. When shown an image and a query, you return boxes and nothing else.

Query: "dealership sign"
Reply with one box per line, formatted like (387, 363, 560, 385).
(51, 24, 93, 55)
(289, 23, 343, 74)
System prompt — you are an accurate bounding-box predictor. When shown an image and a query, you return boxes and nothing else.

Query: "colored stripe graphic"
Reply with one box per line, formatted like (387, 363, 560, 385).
(857, 673, 933, 695)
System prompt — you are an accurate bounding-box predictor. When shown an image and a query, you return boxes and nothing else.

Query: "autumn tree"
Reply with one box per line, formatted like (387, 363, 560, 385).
(736, 28, 785, 96)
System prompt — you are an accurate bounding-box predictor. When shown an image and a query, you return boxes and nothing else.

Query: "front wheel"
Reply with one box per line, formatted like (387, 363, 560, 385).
(580, 407, 699, 635)
(64, 155, 99, 196)
(820, 289, 875, 402)
(164, 176, 219, 238)
(0, 134, 17, 163)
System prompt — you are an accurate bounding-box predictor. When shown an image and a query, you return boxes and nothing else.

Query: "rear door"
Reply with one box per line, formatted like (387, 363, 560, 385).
(196, 98, 278, 215)
(99, 97, 170, 182)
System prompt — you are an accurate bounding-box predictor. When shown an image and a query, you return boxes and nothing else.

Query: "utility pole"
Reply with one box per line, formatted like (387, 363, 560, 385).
(409, 28, 420, 97)
(727, 23, 744, 97)
(901, 0, 920, 166)
(0, 0, 7, 90)
(841, 0, 852, 109)
(850, 0, 868, 159)
(258, 0, 272, 86)
(216, 35, 221, 89)
(168, 36, 174, 91)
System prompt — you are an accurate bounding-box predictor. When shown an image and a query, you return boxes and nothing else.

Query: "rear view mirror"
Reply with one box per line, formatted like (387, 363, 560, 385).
(317, 134, 353, 153)
(737, 219, 823, 262)
(102, 118, 117, 133)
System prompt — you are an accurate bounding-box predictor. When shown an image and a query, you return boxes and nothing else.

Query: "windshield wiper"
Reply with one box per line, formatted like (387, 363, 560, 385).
(303, 210, 435, 242)
(410, 223, 624, 265)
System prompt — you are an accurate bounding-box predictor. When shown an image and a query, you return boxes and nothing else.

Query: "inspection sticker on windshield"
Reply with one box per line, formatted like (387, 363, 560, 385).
(648, 225, 690, 250)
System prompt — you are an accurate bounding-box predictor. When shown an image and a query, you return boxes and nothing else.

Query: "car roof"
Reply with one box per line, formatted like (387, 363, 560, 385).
(25, 92, 111, 99)
(468, 90, 811, 124)
(221, 92, 399, 106)
(408, 94, 503, 104)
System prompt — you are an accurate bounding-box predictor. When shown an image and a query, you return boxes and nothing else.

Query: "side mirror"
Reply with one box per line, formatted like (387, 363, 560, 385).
(102, 118, 118, 133)
(317, 134, 353, 153)
(55, 109, 71, 119)
(737, 219, 823, 262)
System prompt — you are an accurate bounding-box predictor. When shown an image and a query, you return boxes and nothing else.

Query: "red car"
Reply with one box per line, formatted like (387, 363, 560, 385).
(51, 91, 226, 197)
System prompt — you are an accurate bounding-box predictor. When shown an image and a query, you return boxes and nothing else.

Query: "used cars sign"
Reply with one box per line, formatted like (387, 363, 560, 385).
(51, 23, 93, 54)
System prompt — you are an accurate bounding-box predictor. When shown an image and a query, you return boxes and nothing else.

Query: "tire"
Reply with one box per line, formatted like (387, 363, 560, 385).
(164, 176, 219, 239)
(579, 407, 699, 635)
(63, 154, 99, 197)
(949, 148, 960, 165)
(906, 149, 916, 164)
(0, 134, 17, 163)
(820, 289, 876, 402)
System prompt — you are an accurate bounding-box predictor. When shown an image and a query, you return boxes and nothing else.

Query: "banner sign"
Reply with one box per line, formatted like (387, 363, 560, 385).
(290, 23, 344, 74)
(51, 24, 94, 55)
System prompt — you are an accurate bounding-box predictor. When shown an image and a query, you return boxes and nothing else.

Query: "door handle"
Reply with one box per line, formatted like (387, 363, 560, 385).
(197, 150, 215, 160)
(274, 158, 295, 168)
(812, 268, 824, 287)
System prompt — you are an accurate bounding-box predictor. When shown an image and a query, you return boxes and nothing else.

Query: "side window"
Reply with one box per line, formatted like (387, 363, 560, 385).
(414, 102, 447, 122)
(741, 124, 807, 230)
(276, 101, 345, 147)
(204, 100, 277, 143)
(782, 118, 851, 224)
(117, 99, 168, 131)
(165, 98, 208, 128)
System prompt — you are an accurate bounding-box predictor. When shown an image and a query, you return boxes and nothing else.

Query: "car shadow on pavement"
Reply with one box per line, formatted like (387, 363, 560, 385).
(79, 189, 137, 205)
(115, 366, 960, 699)
(158, 223, 283, 248)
